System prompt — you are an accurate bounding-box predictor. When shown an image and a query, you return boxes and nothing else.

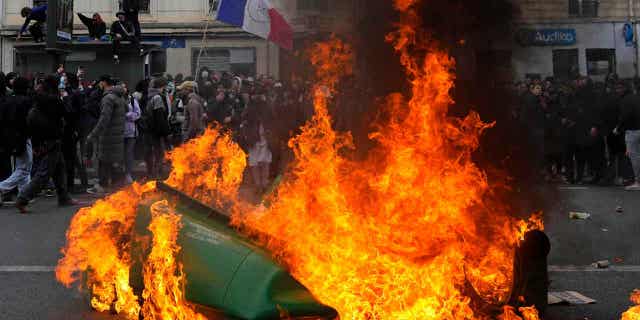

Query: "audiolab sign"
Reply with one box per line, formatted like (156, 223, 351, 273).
(517, 29, 577, 46)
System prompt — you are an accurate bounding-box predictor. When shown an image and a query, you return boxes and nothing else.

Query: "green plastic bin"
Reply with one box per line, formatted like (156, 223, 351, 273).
(130, 184, 337, 320)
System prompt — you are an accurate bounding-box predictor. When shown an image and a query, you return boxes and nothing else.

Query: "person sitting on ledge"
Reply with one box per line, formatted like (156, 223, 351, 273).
(110, 11, 141, 63)
(17, 5, 47, 43)
(77, 12, 107, 40)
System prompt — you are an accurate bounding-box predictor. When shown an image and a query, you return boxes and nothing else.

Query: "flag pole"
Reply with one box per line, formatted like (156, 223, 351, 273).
(266, 38, 271, 77)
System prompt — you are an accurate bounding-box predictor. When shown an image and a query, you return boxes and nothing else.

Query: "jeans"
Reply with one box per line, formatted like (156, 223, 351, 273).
(626, 130, 640, 182)
(0, 140, 32, 194)
(17, 144, 70, 206)
(124, 137, 136, 176)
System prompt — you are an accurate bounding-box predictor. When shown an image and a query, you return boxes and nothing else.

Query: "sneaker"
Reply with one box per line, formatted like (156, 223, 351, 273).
(625, 183, 640, 191)
(86, 185, 106, 195)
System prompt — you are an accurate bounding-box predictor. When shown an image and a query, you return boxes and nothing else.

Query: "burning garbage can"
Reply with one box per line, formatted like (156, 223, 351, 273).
(127, 182, 338, 320)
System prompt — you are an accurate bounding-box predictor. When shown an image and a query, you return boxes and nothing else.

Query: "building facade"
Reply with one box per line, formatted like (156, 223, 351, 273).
(0, 0, 354, 78)
(511, 0, 640, 80)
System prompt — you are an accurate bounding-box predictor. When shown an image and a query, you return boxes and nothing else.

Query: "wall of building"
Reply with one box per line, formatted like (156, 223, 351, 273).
(163, 37, 279, 78)
(508, 0, 640, 80)
(514, 0, 640, 22)
(512, 22, 638, 79)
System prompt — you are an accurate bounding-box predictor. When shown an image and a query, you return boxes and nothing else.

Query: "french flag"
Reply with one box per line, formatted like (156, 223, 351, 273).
(217, 0, 294, 51)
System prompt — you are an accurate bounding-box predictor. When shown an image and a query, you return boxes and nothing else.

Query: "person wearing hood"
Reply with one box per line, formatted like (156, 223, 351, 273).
(110, 11, 140, 63)
(178, 81, 206, 141)
(144, 77, 171, 179)
(16, 76, 79, 213)
(86, 75, 127, 195)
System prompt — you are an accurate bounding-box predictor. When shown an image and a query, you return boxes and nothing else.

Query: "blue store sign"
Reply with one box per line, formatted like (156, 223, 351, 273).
(517, 29, 577, 46)
(142, 36, 187, 49)
(623, 23, 635, 47)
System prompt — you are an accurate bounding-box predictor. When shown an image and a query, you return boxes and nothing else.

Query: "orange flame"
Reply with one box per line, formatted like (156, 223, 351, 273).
(235, 1, 542, 319)
(165, 127, 247, 209)
(622, 290, 640, 320)
(56, 182, 156, 319)
(56, 128, 246, 319)
(141, 200, 207, 320)
(499, 306, 540, 320)
(56, 0, 545, 318)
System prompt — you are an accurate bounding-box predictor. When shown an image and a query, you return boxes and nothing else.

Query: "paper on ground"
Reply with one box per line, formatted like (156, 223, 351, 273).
(548, 291, 597, 305)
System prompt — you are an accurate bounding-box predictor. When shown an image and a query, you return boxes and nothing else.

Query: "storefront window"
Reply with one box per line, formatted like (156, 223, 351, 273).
(586, 49, 616, 76)
(119, 0, 151, 14)
(192, 47, 256, 77)
(553, 49, 579, 80)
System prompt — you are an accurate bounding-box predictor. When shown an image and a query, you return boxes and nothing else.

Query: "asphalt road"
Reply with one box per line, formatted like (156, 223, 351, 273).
(545, 185, 640, 320)
(0, 185, 639, 320)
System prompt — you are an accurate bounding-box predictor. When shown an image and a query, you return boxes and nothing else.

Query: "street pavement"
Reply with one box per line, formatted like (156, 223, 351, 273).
(0, 185, 639, 319)
(545, 185, 640, 320)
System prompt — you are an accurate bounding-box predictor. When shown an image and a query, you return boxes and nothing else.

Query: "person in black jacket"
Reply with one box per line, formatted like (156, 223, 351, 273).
(111, 11, 140, 63)
(77, 12, 107, 40)
(16, 75, 80, 213)
(0, 73, 11, 189)
(144, 77, 171, 179)
(62, 73, 88, 191)
(121, 0, 141, 37)
(0, 77, 32, 203)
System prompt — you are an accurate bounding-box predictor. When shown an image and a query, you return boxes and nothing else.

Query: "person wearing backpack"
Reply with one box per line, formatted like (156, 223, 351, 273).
(16, 76, 80, 213)
(144, 77, 171, 179)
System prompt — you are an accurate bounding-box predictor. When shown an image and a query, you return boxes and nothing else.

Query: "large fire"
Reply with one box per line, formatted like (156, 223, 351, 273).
(622, 290, 640, 320)
(141, 200, 207, 320)
(56, 182, 155, 318)
(235, 0, 541, 318)
(56, 0, 548, 319)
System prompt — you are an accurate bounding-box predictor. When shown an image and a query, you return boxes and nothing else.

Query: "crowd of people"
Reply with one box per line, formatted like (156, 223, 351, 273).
(513, 74, 640, 189)
(0, 66, 317, 213)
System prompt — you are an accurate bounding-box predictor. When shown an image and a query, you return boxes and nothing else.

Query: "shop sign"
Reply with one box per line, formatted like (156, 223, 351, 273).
(142, 37, 186, 49)
(517, 29, 576, 46)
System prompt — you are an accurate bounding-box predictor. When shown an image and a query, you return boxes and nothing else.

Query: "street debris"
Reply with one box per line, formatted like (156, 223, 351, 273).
(591, 260, 610, 268)
(616, 206, 624, 213)
(548, 291, 597, 305)
(601, 228, 609, 232)
(569, 211, 591, 220)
